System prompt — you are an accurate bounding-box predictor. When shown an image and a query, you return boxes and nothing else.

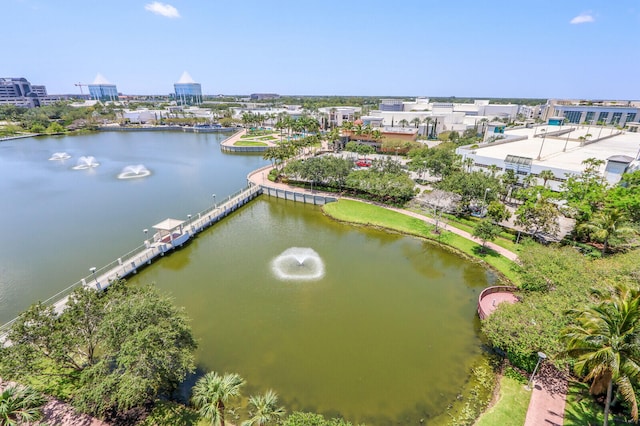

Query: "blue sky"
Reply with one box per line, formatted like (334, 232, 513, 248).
(4, 0, 639, 99)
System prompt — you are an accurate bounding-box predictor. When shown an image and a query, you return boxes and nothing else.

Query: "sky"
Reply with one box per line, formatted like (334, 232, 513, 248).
(3, 0, 639, 99)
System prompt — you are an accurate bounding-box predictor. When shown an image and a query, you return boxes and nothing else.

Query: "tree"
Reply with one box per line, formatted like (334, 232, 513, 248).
(514, 196, 560, 239)
(0, 384, 47, 426)
(242, 390, 286, 426)
(561, 158, 608, 222)
(46, 122, 65, 134)
(539, 170, 555, 188)
(410, 117, 421, 128)
(473, 220, 500, 251)
(398, 119, 409, 128)
(1, 281, 197, 420)
(562, 285, 640, 425)
(578, 208, 636, 256)
(192, 372, 244, 426)
(486, 200, 511, 223)
(283, 412, 354, 426)
(606, 170, 640, 223)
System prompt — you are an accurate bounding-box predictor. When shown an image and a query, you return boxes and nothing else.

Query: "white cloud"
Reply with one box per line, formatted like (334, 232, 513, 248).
(144, 2, 180, 18)
(570, 13, 594, 24)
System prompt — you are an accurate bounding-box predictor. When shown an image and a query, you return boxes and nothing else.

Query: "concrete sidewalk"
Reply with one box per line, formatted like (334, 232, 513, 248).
(524, 368, 567, 426)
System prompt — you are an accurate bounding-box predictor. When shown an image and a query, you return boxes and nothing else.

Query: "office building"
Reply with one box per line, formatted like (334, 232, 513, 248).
(544, 99, 639, 126)
(88, 74, 119, 102)
(174, 72, 202, 105)
(0, 77, 45, 107)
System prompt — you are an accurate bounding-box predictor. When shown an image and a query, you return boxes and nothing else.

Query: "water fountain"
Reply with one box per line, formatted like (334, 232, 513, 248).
(48, 152, 71, 161)
(117, 164, 151, 179)
(72, 156, 99, 170)
(271, 247, 325, 281)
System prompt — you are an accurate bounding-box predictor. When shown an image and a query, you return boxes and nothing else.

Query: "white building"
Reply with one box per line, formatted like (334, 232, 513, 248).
(456, 124, 640, 190)
(317, 106, 362, 127)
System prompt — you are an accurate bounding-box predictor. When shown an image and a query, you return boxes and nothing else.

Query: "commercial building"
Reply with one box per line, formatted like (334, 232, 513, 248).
(250, 93, 280, 101)
(543, 99, 639, 126)
(174, 72, 202, 105)
(88, 74, 119, 102)
(456, 124, 640, 190)
(0, 77, 45, 107)
(0, 77, 83, 108)
(318, 106, 361, 127)
(378, 99, 404, 111)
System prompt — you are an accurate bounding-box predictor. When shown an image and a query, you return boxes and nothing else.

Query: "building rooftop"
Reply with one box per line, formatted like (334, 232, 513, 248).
(176, 71, 196, 84)
(471, 125, 640, 172)
(91, 73, 112, 85)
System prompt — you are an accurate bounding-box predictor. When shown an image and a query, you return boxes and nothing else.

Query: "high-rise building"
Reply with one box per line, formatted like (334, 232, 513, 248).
(88, 73, 119, 102)
(174, 71, 202, 105)
(0, 77, 44, 107)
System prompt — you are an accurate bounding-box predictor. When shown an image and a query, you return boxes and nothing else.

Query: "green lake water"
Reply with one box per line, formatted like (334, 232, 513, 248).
(0, 131, 495, 425)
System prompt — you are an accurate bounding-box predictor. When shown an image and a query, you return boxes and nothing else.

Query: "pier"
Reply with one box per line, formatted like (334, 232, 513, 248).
(1, 185, 261, 342)
(1, 161, 339, 343)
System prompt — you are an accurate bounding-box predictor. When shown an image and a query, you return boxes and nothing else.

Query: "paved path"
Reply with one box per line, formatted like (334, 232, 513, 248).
(524, 376, 567, 426)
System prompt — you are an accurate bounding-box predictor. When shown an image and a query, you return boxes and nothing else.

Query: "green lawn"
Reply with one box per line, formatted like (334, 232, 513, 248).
(409, 208, 520, 253)
(475, 376, 531, 426)
(323, 200, 519, 283)
(234, 141, 268, 146)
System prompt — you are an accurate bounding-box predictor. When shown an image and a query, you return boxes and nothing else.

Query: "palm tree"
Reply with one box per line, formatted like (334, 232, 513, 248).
(579, 208, 635, 256)
(423, 117, 433, 138)
(241, 390, 286, 426)
(539, 169, 555, 188)
(562, 284, 640, 425)
(398, 119, 409, 128)
(0, 384, 47, 426)
(192, 372, 245, 426)
(410, 117, 421, 128)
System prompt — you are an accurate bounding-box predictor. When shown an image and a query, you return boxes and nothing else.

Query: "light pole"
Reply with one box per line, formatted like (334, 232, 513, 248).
(483, 187, 491, 205)
(212, 193, 216, 208)
(143, 228, 148, 247)
(526, 351, 547, 391)
(536, 129, 547, 160)
(89, 266, 100, 290)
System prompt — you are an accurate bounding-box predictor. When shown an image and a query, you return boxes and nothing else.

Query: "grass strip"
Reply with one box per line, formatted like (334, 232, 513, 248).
(475, 375, 531, 426)
(234, 141, 268, 146)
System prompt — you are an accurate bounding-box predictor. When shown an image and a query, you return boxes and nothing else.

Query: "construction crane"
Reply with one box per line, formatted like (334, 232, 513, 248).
(74, 82, 88, 95)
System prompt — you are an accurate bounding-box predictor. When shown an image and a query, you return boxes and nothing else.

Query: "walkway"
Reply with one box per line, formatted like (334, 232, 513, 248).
(524, 364, 568, 426)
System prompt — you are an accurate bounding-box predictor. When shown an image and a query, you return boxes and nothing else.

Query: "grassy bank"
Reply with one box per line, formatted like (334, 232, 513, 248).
(322, 199, 519, 283)
(475, 375, 531, 426)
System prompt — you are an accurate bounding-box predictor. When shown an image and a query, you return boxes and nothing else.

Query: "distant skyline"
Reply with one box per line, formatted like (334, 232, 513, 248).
(4, 0, 639, 99)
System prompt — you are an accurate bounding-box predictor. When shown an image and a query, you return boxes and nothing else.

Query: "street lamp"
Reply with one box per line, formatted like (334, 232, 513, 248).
(89, 266, 100, 290)
(536, 129, 547, 160)
(212, 193, 216, 208)
(483, 187, 491, 205)
(526, 351, 547, 391)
